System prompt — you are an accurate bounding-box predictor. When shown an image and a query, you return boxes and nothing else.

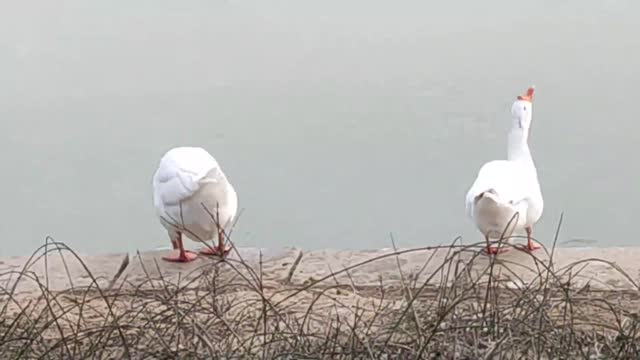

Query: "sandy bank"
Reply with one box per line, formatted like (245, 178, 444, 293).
(2, 244, 639, 295)
(2, 243, 640, 357)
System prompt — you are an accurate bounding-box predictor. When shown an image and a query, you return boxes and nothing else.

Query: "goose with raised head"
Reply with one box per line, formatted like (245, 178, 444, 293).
(465, 86, 543, 254)
(152, 147, 238, 262)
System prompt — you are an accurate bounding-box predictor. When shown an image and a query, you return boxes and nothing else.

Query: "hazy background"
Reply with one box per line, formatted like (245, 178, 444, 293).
(1, 0, 639, 256)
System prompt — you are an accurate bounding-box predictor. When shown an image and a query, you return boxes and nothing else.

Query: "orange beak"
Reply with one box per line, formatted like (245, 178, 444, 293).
(517, 86, 535, 102)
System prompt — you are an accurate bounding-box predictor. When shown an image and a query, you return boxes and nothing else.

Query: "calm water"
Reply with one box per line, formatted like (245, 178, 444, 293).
(1, 1, 639, 256)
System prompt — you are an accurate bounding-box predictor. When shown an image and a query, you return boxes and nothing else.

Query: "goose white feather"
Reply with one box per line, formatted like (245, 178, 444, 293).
(465, 86, 543, 253)
(153, 147, 238, 262)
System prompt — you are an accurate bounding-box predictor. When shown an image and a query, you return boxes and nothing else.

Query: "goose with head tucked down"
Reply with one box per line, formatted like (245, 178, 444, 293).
(152, 147, 238, 262)
(465, 86, 543, 254)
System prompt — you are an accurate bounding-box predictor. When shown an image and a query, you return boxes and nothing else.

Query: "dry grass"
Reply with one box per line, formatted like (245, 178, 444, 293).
(2, 221, 640, 359)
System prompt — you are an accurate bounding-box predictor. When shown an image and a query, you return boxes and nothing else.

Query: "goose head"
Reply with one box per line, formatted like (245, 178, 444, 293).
(511, 86, 535, 131)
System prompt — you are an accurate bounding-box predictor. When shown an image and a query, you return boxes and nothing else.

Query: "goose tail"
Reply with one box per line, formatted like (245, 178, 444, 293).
(472, 189, 520, 241)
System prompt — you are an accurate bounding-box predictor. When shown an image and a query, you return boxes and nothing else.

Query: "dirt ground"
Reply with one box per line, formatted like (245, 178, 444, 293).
(2, 243, 640, 358)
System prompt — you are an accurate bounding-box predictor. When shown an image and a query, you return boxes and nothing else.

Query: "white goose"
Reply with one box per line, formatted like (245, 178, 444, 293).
(465, 86, 543, 254)
(152, 147, 238, 262)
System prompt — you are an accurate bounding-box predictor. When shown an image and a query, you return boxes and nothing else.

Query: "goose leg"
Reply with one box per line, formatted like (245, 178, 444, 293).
(525, 227, 541, 251)
(168, 229, 179, 249)
(485, 235, 509, 255)
(200, 228, 231, 257)
(163, 231, 198, 262)
(216, 228, 231, 257)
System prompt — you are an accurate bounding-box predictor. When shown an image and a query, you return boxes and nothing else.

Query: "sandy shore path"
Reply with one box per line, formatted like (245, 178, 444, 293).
(2, 245, 639, 295)
(2, 244, 639, 358)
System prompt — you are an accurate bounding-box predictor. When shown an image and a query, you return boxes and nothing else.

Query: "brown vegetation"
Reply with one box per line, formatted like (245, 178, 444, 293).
(1, 227, 640, 359)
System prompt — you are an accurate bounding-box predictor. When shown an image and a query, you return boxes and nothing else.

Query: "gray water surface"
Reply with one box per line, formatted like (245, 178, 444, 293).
(1, 0, 639, 256)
